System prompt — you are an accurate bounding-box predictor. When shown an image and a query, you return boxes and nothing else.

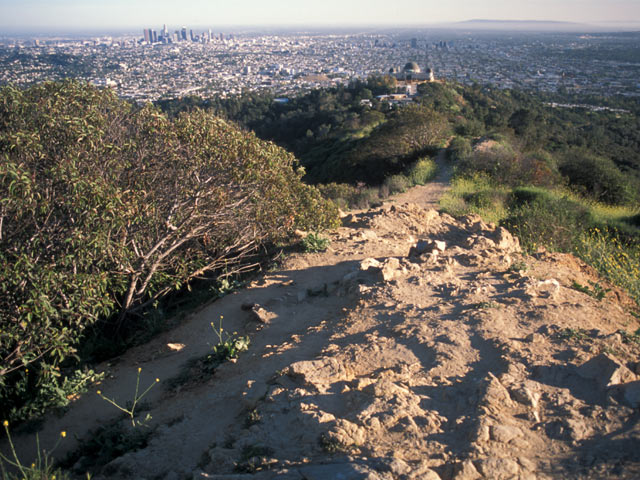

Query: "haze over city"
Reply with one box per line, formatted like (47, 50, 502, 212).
(1, 0, 640, 33)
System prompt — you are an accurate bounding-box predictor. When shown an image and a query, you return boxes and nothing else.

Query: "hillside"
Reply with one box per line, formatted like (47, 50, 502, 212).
(6, 166, 640, 479)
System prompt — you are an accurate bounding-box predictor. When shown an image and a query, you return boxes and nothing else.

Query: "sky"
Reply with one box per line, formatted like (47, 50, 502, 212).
(1, 0, 639, 32)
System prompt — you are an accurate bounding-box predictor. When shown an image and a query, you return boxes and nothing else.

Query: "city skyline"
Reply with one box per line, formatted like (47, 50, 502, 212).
(1, 0, 640, 33)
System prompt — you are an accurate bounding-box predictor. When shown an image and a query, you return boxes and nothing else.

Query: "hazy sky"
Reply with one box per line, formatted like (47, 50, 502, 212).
(1, 0, 639, 31)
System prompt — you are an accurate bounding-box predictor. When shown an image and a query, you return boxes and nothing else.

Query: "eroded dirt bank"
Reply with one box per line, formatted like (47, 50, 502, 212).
(8, 201, 640, 480)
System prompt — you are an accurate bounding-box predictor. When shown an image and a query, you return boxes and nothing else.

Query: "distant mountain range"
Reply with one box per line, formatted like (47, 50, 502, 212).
(454, 19, 594, 31)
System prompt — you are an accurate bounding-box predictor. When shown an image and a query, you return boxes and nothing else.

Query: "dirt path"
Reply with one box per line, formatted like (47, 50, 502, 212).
(5, 164, 640, 480)
(388, 148, 452, 209)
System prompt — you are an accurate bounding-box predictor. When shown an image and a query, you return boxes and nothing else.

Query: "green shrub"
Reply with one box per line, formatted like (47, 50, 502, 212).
(575, 229, 640, 306)
(559, 149, 635, 205)
(0, 80, 338, 421)
(383, 174, 410, 194)
(503, 188, 594, 252)
(447, 136, 472, 162)
(407, 157, 438, 185)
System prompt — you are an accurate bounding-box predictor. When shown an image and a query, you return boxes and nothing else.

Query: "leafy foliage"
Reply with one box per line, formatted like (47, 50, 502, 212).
(559, 149, 636, 205)
(0, 80, 338, 420)
(302, 232, 331, 253)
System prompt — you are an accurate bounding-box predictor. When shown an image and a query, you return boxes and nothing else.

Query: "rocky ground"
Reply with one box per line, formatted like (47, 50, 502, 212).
(6, 165, 640, 479)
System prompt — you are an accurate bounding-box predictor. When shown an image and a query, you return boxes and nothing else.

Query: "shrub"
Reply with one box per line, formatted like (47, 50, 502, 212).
(383, 174, 410, 194)
(447, 136, 472, 162)
(559, 149, 635, 205)
(503, 188, 594, 252)
(407, 157, 438, 185)
(575, 229, 640, 306)
(0, 80, 338, 421)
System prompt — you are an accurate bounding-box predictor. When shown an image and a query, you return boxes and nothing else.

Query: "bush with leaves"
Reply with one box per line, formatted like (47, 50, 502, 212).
(0, 80, 338, 420)
(559, 149, 636, 205)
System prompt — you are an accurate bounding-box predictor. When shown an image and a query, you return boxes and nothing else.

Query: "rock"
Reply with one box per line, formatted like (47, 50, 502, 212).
(381, 258, 402, 282)
(453, 459, 481, 480)
(490, 424, 523, 444)
(577, 353, 637, 388)
(525, 333, 543, 344)
(387, 458, 411, 475)
(482, 373, 514, 411)
(620, 380, 640, 408)
(409, 239, 446, 257)
(298, 463, 382, 480)
(493, 227, 521, 252)
(424, 209, 440, 222)
(563, 418, 591, 441)
(409, 240, 431, 256)
(251, 306, 276, 324)
(474, 458, 520, 479)
(360, 258, 382, 271)
(410, 467, 441, 480)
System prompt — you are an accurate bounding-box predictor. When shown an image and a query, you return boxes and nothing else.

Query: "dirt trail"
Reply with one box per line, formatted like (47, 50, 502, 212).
(388, 148, 452, 210)
(5, 156, 640, 480)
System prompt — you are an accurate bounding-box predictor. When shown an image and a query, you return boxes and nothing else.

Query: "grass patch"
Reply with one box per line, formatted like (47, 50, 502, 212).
(439, 174, 510, 225)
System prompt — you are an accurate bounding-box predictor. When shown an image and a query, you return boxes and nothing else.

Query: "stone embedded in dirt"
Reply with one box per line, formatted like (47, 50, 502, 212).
(493, 227, 521, 253)
(409, 239, 446, 257)
(620, 380, 640, 408)
(563, 417, 592, 442)
(474, 457, 520, 479)
(453, 459, 482, 480)
(490, 424, 523, 444)
(482, 373, 514, 412)
(298, 462, 384, 480)
(251, 305, 276, 324)
(577, 353, 638, 388)
(380, 258, 402, 282)
(360, 258, 382, 271)
(386, 458, 410, 475)
(289, 358, 349, 387)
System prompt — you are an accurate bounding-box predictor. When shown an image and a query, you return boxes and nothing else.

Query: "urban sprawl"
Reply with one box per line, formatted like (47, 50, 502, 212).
(1, 27, 639, 102)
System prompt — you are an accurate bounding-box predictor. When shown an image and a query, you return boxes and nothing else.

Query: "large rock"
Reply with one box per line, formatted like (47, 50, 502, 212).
(577, 353, 637, 388)
(620, 380, 640, 408)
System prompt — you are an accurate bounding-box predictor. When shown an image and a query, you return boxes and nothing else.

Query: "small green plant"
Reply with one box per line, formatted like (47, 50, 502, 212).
(244, 408, 261, 428)
(571, 280, 610, 301)
(210, 316, 250, 362)
(508, 260, 528, 273)
(558, 328, 591, 342)
(1, 420, 69, 480)
(302, 232, 331, 253)
(472, 301, 500, 310)
(319, 434, 356, 454)
(96, 368, 159, 427)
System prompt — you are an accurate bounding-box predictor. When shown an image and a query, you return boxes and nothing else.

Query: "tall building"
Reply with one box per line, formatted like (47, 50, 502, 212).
(143, 29, 150, 43)
(163, 24, 168, 38)
(181, 27, 187, 41)
(152, 30, 158, 43)
(190, 29, 195, 42)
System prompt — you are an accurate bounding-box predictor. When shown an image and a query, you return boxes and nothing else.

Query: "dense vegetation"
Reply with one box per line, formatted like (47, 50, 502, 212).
(0, 80, 338, 421)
